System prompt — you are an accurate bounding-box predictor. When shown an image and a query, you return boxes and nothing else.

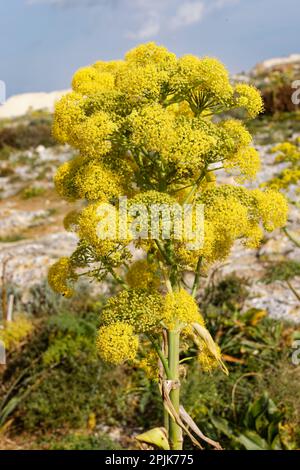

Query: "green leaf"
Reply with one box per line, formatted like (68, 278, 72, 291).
(210, 415, 233, 438)
(136, 427, 170, 450)
(237, 431, 270, 450)
(255, 413, 269, 434)
(270, 434, 283, 450)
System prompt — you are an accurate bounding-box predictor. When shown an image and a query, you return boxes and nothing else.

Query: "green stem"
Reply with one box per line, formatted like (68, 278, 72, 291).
(162, 331, 169, 434)
(155, 240, 173, 266)
(168, 329, 183, 450)
(286, 280, 300, 301)
(191, 257, 202, 298)
(283, 227, 300, 248)
(183, 168, 207, 205)
(149, 336, 172, 379)
(108, 268, 128, 289)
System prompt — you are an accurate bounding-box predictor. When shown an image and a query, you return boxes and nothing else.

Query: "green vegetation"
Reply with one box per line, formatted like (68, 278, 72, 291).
(264, 260, 300, 283)
(247, 112, 300, 144)
(46, 433, 123, 450)
(0, 234, 26, 243)
(0, 113, 55, 153)
(0, 275, 299, 450)
(21, 185, 46, 199)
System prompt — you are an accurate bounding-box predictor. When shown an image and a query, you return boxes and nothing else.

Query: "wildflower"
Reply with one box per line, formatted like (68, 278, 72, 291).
(163, 289, 205, 330)
(72, 66, 115, 95)
(101, 289, 164, 333)
(77, 202, 128, 259)
(197, 342, 221, 373)
(63, 210, 80, 232)
(47, 257, 77, 297)
(0, 316, 33, 350)
(73, 159, 122, 201)
(126, 259, 161, 290)
(234, 83, 264, 118)
(266, 140, 300, 192)
(97, 322, 139, 364)
(137, 349, 160, 381)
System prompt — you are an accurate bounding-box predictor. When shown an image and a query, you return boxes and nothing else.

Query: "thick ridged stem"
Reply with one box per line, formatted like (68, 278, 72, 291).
(168, 329, 183, 450)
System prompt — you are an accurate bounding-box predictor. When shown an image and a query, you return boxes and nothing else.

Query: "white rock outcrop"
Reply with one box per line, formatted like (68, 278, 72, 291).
(0, 89, 70, 119)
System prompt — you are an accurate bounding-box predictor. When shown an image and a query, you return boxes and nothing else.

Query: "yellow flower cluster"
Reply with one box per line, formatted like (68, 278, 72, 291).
(97, 287, 207, 366)
(137, 349, 160, 381)
(163, 289, 205, 330)
(130, 190, 175, 207)
(197, 342, 221, 373)
(101, 288, 164, 333)
(73, 159, 122, 201)
(0, 316, 33, 350)
(78, 202, 127, 259)
(74, 111, 117, 158)
(53, 93, 117, 157)
(128, 104, 218, 177)
(268, 168, 300, 190)
(224, 147, 261, 181)
(273, 141, 300, 163)
(219, 119, 261, 180)
(125, 42, 177, 69)
(96, 322, 139, 364)
(47, 257, 77, 297)
(52, 92, 85, 144)
(126, 259, 160, 289)
(63, 210, 80, 232)
(174, 185, 288, 267)
(169, 55, 233, 107)
(266, 140, 300, 193)
(234, 83, 264, 118)
(54, 157, 123, 202)
(72, 66, 115, 95)
(54, 158, 80, 201)
(52, 42, 264, 209)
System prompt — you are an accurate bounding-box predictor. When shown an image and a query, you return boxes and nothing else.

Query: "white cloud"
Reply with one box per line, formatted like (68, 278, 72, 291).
(214, 0, 239, 7)
(27, 0, 115, 7)
(27, 0, 240, 38)
(170, 1, 205, 30)
(127, 16, 160, 39)
(125, 0, 168, 39)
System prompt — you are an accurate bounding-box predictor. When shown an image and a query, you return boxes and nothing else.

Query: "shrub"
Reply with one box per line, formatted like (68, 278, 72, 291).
(0, 118, 55, 151)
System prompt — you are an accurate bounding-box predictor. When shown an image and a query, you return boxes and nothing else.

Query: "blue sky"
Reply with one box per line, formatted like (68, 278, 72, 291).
(1, 0, 299, 96)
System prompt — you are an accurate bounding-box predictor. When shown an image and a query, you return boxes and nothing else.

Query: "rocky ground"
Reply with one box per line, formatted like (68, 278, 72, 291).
(0, 116, 299, 322)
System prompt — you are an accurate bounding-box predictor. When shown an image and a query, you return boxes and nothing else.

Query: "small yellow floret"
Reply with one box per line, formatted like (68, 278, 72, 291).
(47, 257, 77, 297)
(163, 289, 204, 329)
(97, 322, 138, 364)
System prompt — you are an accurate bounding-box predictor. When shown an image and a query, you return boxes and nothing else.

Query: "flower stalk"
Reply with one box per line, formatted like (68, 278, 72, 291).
(167, 329, 183, 450)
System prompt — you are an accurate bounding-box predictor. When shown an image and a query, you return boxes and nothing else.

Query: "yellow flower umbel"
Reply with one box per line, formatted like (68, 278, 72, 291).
(174, 185, 288, 268)
(96, 322, 139, 364)
(265, 140, 300, 197)
(0, 316, 33, 350)
(48, 257, 77, 297)
(126, 259, 160, 289)
(163, 289, 205, 330)
(197, 342, 222, 373)
(101, 288, 164, 333)
(234, 83, 264, 118)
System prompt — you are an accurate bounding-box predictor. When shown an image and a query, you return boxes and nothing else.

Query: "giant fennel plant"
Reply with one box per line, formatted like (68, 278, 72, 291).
(48, 43, 288, 450)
